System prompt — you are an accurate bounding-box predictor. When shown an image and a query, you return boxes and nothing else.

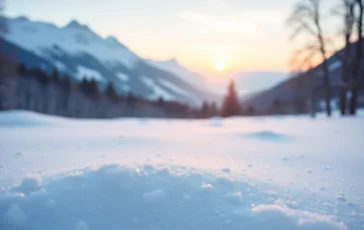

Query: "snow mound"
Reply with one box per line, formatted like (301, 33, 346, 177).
(242, 130, 292, 141)
(207, 116, 223, 127)
(15, 174, 42, 194)
(0, 110, 70, 126)
(0, 164, 350, 230)
(252, 205, 347, 230)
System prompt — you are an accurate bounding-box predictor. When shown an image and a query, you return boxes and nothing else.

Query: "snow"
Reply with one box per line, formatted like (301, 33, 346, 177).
(121, 85, 130, 92)
(147, 59, 198, 85)
(140, 76, 174, 100)
(142, 190, 165, 204)
(53, 61, 68, 71)
(16, 174, 42, 194)
(251, 205, 347, 230)
(76, 65, 105, 82)
(116, 72, 130, 82)
(329, 61, 342, 71)
(5, 17, 141, 70)
(158, 78, 199, 102)
(74, 221, 90, 230)
(3, 204, 28, 226)
(0, 111, 363, 230)
(146, 59, 213, 97)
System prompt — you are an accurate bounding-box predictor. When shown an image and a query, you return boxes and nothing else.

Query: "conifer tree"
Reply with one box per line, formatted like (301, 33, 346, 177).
(221, 81, 241, 117)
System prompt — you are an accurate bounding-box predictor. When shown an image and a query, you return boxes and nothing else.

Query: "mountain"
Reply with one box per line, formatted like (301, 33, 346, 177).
(145, 58, 211, 91)
(232, 71, 290, 97)
(242, 41, 364, 113)
(1, 16, 216, 106)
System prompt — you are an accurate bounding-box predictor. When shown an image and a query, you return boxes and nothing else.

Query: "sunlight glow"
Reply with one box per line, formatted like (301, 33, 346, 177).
(215, 62, 225, 71)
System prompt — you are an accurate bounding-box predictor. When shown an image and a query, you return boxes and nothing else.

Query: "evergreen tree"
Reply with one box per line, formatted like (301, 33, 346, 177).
(51, 69, 60, 82)
(210, 102, 218, 116)
(221, 81, 241, 117)
(61, 75, 71, 90)
(88, 79, 99, 98)
(272, 98, 282, 114)
(200, 101, 210, 118)
(18, 63, 27, 76)
(246, 105, 256, 116)
(157, 97, 165, 106)
(80, 78, 99, 98)
(126, 92, 136, 105)
(106, 82, 119, 101)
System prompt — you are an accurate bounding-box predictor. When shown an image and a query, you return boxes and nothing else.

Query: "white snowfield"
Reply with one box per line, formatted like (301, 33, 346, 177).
(0, 111, 363, 230)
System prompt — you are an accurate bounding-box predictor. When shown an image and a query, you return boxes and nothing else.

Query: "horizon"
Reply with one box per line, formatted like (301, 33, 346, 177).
(5, 0, 300, 78)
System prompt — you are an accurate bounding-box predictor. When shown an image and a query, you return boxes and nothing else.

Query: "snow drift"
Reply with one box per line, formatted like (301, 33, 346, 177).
(0, 165, 349, 230)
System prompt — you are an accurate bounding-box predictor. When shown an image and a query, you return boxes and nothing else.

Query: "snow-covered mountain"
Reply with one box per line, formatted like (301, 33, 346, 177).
(2, 17, 216, 106)
(233, 71, 290, 97)
(145, 59, 208, 87)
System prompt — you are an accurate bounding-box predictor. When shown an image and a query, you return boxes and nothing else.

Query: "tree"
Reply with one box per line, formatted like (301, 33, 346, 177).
(106, 82, 119, 101)
(80, 78, 99, 99)
(51, 69, 60, 82)
(288, 0, 332, 117)
(334, 0, 356, 115)
(209, 102, 218, 116)
(17, 63, 28, 76)
(200, 101, 210, 118)
(272, 98, 282, 114)
(60, 74, 72, 91)
(246, 105, 256, 116)
(221, 81, 241, 117)
(157, 97, 165, 107)
(293, 96, 307, 113)
(349, 0, 364, 115)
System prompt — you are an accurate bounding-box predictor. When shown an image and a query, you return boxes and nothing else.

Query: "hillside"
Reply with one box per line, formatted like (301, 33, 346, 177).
(242, 41, 364, 113)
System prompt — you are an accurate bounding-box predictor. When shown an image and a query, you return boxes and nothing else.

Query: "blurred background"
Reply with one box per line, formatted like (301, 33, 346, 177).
(0, 0, 363, 118)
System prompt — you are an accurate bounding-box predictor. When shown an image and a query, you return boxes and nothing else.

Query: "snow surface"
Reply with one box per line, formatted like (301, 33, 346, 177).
(75, 66, 105, 82)
(140, 76, 174, 100)
(158, 79, 199, 102)
(116, 72, 130, 82)
(53, 61, 68, 71)
(146, 59, 201, 85)
(0, 111, 363, 230)
(329, 61, 342, 71)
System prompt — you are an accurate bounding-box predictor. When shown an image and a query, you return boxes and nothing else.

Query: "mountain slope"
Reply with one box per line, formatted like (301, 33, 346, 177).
(242, 41, 364, 112)
(233, 71, 290, 97)
(2, 17, 216, 106)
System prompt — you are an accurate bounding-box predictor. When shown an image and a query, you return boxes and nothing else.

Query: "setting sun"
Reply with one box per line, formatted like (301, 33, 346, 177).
(215, 62, 226, 71)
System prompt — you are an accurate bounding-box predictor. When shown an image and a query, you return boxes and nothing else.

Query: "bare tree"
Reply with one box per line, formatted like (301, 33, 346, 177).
(333, 0, 356, 115)
(289, 47, 318, 118)
(288, 0, 332, 117)
(349, 0, 364, 115)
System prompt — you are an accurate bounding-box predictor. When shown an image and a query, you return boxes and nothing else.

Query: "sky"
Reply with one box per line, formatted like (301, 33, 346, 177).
(6, 0, 308, 76)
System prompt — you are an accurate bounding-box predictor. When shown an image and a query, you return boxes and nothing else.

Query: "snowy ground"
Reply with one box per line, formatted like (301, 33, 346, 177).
(0, 111, 363, 230)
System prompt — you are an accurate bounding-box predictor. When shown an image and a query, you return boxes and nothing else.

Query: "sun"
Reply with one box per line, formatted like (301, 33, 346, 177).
(215, 62, 225, 71)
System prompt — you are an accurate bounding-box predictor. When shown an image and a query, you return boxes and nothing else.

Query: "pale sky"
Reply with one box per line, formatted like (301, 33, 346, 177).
(6, 0, 306, 76)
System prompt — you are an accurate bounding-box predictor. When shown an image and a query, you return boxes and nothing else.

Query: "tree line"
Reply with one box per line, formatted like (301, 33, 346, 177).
(0, 58, 254, 118)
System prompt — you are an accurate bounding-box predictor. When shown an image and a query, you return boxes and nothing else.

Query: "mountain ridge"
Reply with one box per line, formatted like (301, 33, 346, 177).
(2, 16, 217, 106)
